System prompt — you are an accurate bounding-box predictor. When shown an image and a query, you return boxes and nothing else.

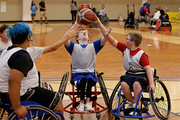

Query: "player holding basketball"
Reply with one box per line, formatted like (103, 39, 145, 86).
(105, 29, 155, 115)
(64, 16, 108, 112)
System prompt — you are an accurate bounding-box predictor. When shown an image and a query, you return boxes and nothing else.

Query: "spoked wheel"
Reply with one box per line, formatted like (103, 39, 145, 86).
(109, 80, 125, 111)
(58, 72, 69, 99)
(42, 82, 54, 91)
(149, 80, 171, 120)
(97, 72, 109, 108)
(135, 19, 139, 29)
(7, 105, 64, 120)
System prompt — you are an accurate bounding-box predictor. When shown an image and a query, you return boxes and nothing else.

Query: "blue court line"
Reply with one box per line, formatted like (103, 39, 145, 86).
(170, 112, 180, 117)
(150, 59, 180, 67)
(41, 77, 180, 81)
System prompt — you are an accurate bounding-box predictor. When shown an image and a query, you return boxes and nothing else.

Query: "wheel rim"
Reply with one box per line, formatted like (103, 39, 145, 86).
(97, 72, 109, 107)
(58, 72, 69, 99)
(7, 105, 61, 120)
(150, 80, 171, 119)
(111, 86, 124, 111)
(109, 81, 125, 111)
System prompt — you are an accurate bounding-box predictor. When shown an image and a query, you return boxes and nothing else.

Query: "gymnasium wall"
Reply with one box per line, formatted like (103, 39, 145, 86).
(0, 0, 179, 21)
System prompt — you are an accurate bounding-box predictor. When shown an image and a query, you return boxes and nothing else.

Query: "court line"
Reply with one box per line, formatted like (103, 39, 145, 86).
(36, 55, 45, 67)
(41, 77, 180, 81)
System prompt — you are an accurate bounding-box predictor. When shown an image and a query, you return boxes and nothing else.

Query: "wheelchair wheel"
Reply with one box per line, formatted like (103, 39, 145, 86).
(58, 72, 69, 99)
(7, 105, 63, 120)
(134, 19, 139, 29)
(109, 80, 125, 111)
(149, 80, 171, 120)
(97, 72, 109, 108)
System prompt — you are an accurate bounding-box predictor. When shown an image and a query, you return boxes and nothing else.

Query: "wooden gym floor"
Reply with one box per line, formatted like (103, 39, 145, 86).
(1, 21, 180, 119)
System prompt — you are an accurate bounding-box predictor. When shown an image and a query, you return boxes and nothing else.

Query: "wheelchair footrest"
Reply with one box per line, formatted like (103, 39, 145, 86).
(72, 96, 97, 108)
(65, 91, 101, 95)
(123, 108, 140, 116)
(123, 107, 149, 116)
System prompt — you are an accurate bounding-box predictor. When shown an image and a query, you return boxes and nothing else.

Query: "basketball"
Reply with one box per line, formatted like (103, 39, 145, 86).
(78, 8, 95, 25)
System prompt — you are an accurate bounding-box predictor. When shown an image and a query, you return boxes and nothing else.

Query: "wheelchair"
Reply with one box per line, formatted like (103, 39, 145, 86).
(100, 14, 109, 25)
(60, 71, 109, 120)
(124, 12, 139, 29)
(0, 99, 65, 120)
(156, 19, 172, 31)
(0, 72, 69, 120)
(138, 15, 150, 23)
(109, 69, 171, 120)
(124, 18, 139, 29)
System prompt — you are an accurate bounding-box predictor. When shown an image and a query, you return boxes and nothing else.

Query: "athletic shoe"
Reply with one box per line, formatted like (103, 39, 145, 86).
(126, 101, 133, 109)
(85, 103, 94, 112)
(78, 102, 84, 112)
(129, 103, 140, 116)
(45, 23, 48, 26)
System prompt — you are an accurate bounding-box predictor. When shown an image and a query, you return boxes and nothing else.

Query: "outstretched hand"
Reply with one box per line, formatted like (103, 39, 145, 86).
(105, 28, 112, 35)
(92, 14, 101, 25)
(71, 18, 83, 30)
(66, 26, 79, 39)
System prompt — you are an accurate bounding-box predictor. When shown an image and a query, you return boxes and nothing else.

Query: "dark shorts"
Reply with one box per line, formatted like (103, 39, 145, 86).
(28, 87, 60, 110)
(0, 87, 60, 111)
(121, 72, 148, 90)
(140, 12, 146, 16)
(31, 14, 36, 16)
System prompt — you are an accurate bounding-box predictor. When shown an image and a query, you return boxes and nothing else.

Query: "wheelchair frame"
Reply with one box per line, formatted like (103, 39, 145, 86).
(0, 100, 65, 120)
(109, 70, 171, 120)
(60, 71, 109, 120)
(0, 71, 66, 120)
(156, 19, 172, 31)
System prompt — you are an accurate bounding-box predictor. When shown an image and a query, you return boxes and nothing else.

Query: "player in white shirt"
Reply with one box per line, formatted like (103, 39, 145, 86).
(64, 16, 108, 112)
(0, 24, 77, 62)
(149, 8, 161, 28)
(0, 22, 78, 118)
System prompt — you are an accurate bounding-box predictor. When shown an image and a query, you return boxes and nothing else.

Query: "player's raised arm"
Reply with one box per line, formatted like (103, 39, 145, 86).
(43, 27, 78, 54)
(64, 19, 82, 48)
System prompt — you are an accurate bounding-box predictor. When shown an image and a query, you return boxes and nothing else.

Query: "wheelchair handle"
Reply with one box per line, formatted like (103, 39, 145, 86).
(97, 72, 104, 77)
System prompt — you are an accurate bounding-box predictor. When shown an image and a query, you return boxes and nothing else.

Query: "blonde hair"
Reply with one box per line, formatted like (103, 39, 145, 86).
(128, 32, 142, 47)
(75, 28, 89, 43)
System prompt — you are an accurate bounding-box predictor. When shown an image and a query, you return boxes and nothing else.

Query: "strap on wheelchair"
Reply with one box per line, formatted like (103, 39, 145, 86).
(70, 72, 96, 85)
(126, 70, 146, 74)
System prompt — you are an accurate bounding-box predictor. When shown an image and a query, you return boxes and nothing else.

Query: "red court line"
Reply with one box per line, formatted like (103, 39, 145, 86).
(171, 99, 180, 101)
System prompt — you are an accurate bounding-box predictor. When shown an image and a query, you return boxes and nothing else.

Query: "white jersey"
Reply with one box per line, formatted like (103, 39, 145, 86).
(0, 40, 12, 54)
(27, 47, 44, 62)
(153, 11, 160, 20)
(123, 48, 145, 74)
(0, 47, 39, 96)
(0, 42, 44, 62)
(71, 44, 96, 73)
